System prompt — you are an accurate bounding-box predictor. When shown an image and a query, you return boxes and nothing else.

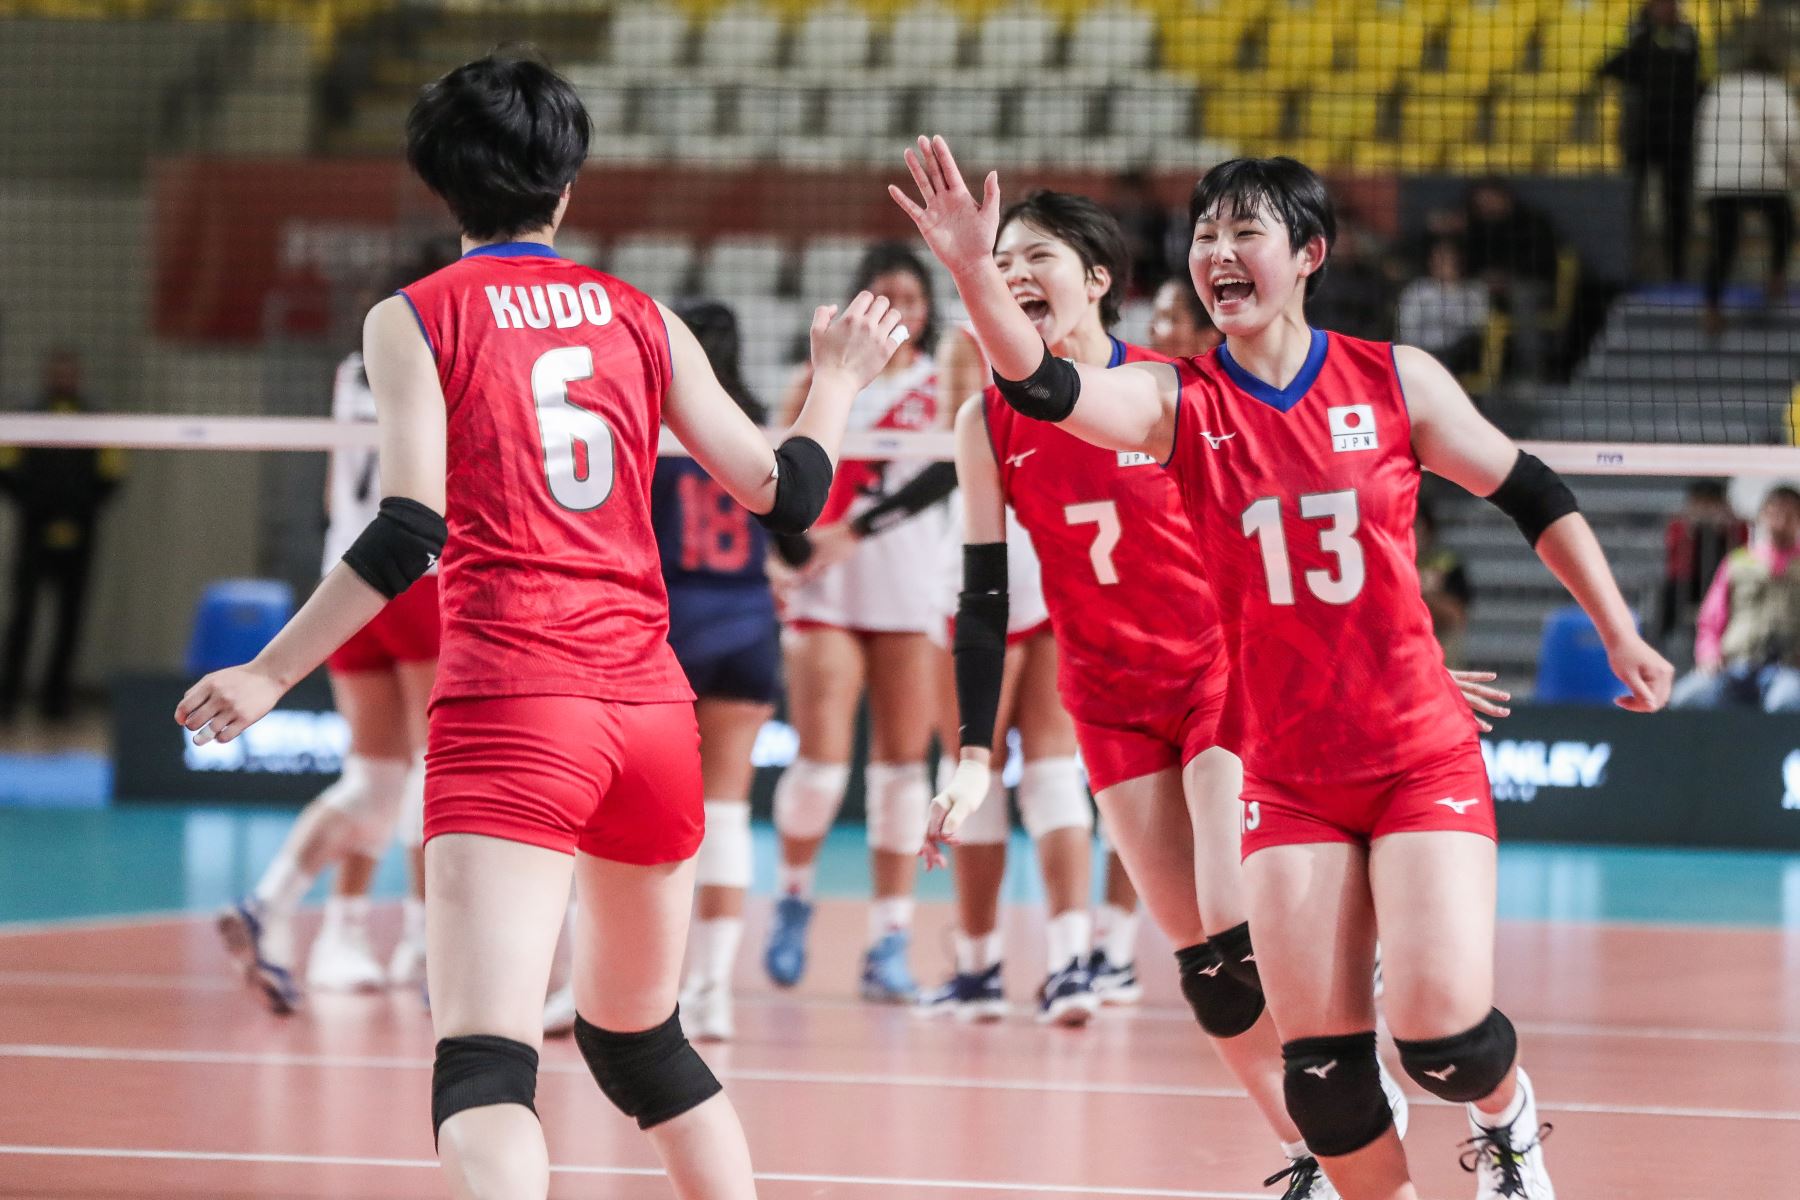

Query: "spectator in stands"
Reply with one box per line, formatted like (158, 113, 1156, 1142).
(1670, 484, 1800, 710)
(1460, 178, 1561, 379)
(1658, 478, 1748, 650)
(1395, 238, 1490, 376)
(0, 349, 125, 721)
(1111, 169, 1175, 295)
(1600, 0, 1703, 281)
(1695, 45, 1799, 337)
(1146, 277, 1221, 358)
(1415, 501, 1474, 668)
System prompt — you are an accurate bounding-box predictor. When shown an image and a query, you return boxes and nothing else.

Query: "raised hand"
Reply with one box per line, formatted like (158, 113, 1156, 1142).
(888, 135, 1002, 278)
(809, 291, 908, 390)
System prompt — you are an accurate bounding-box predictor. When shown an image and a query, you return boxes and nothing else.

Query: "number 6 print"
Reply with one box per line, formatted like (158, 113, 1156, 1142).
(532, 345, 616, 512)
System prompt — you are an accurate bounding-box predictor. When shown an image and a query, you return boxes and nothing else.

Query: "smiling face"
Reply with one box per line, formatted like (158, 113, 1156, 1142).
(1187, 199, 1324, 339)
(994, 218, 1109, 347)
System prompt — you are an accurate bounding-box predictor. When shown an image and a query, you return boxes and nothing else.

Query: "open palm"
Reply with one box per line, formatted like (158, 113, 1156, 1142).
(889, 135, 1002, 277)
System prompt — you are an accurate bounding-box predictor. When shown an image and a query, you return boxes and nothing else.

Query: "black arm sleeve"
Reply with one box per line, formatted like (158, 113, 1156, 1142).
(752, 436, 833, 535)
(1485, 450, 1579, 547)
(993, 343, 1081, 423)
(341, 496, 447, 600)
(953, 543, 1008, 751)
(770, 531, 813, 567)
(849, 461, 958, 539)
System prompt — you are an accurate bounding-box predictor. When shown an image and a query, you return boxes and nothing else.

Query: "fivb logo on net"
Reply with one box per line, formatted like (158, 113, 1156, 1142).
(1480, 737, 1612, 803)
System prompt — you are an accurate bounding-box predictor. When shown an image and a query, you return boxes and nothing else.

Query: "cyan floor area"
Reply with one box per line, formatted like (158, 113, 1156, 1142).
(4, 804, 1800, 929)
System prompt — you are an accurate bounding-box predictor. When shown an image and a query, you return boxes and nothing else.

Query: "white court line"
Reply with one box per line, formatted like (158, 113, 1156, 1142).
(0, 1145, 1265, 1198)
(4, 1042, 1797, 1124)
(8, 966, 1800, 1051)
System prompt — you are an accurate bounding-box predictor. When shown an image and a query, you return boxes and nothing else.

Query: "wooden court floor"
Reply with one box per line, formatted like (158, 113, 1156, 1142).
(1, 899, 1797, 1198)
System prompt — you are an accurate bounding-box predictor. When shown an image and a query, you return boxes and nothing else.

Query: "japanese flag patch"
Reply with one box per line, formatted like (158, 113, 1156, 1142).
(1328, 404, 1377, 452)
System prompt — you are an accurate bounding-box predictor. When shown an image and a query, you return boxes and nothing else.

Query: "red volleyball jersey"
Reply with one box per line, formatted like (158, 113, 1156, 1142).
(1166, 330, 1474, 784)
(400, 243, 691, 705)
(985, 338, 1224, 727)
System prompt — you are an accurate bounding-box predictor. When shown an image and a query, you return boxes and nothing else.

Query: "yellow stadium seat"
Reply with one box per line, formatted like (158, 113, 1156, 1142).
(1162, 3, 1267, 76)
(1346, 16, 1429, 92)
(1549, 141, 1622, 175)
(1202, 89, 1288, 143)
(1442, 5, 1537, 90)
(1279, 138, 1348, 171)
(1448, 141, 1543, 175)
(1259, 12, 1341, 86)
(1542, 15, 1619, 82)
(1399, 93, 1482, 146)
(1350, 139, 1445, 173)
(1492, 94, 1575, 145)
(1301, 91, 1382, 141)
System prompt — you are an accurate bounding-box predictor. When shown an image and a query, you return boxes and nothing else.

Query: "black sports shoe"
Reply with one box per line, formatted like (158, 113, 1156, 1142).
(1264, 1154, 1336, 1199)
(1036, 956, 1098, 1026)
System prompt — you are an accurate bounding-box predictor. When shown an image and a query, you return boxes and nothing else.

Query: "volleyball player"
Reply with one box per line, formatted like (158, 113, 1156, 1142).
(177, 54, 905, 1199)
(217, 276, 440, 1014)
(918, 322, 1095, 1025)
(897, 136, 1671, 1200)
(764, 243, 958, 1003)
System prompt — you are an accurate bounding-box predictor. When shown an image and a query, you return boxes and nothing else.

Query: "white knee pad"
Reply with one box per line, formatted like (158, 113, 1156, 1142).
(864, 761, 931, 854)
(321, 754, 410, 858)
(1018, 756, 1093, 841)
(952, 769, 1011, 846)
(696, 801, 753, 889)
(398, 754, 426, 849)
(773, 759, 850, 840)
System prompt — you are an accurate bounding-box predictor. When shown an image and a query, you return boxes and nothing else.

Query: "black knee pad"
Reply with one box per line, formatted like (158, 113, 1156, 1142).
(1282, 1031, 1394, 1158)
(1207, 922, 1261, 989)
(1395, 1008, 1518, 1104)
(1175, 942, 1265, 1038)
(432, 1035, 539, 1141)
(573, 1009, 722, 1130)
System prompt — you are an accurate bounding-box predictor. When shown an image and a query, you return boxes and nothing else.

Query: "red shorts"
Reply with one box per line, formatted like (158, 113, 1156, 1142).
(1073, 656, 1229, 795)
(424, 694, 703, 863)
(1239, 737, 1496, 859)
(327, 573, 440, 673)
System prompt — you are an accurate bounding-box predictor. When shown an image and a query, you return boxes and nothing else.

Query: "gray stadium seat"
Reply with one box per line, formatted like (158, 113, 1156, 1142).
(798, 236, 871, 306)
(918, 86, 1004, 139)
(635, 84, 720, 138)
(699, 3, 785, 81)
(599, 5, 689, 81)
(702, 236, 793, 299)
(1017, 87, 1097, 139)
(608, 235, 698, 297)
(886, 1, 963, 80)
(1067, 3, 1157, 82)
(793, 2, 874, 78)
(974, 2, 1059, 82)
(823, 87, 902, 139)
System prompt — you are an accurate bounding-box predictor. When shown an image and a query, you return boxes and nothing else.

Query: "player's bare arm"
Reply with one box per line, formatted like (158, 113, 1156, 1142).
(1399, 344, 1672, 712)
(890, 135, 1177, 458)
(661, 294, 905, 521)
(176, 297, 447, 745)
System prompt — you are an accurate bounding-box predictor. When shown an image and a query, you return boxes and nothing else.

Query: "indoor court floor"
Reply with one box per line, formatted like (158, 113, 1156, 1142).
(2, 808, 1798, 1199)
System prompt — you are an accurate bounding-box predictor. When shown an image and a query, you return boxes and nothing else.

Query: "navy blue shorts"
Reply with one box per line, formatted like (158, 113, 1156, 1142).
(667, 585, 781, 705)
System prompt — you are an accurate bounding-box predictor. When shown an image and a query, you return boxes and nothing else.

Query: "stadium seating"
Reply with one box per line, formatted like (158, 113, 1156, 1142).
(186, 580, 294, 676)
(609, 234, 699, 296)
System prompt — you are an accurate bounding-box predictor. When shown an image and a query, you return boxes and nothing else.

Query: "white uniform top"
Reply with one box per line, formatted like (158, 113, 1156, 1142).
(1696, 72, 1800, 196)
(322, 352, 381, 575)
(787, 355, 953, 633)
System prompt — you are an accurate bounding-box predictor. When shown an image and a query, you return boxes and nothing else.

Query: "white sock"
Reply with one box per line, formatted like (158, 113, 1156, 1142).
(696, 916, 743, 988)
(868, 896, 915, 943)
(1045, 909, 1092, 973)
(1281, 1138, 1309, 1162)
(253, 848, 313, 918)
(954, 929, 1004, 974)
(777, 862, 815, 899)
(1473, 1067, 1533, 1130)
(1096, 903, 1139, 967)
(320, 895, 368, 935)
(402, 897, 426, 942)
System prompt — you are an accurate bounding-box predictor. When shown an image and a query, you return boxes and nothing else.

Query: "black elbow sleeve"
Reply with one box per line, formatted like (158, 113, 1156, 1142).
(953, 543, 1009, 751)
(753, 436, 833, 535)
(1485, 450, 1579, 547)
(993, 344, 1080, 423)
(850, 461, 959, 538)
(341, 496, 446, 599)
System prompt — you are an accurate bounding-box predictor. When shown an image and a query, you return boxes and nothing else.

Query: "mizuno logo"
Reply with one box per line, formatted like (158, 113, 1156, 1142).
(425, 554, 438, 568)
(1199, 431, 1236, 449)
(1436, 797, 1480, 814)
(1424, 1065, 1458, 1081)
(1005, 449, 1037, 468)
(1200, 963, 1224, 977)
(1304, 1061, 1338, 1080)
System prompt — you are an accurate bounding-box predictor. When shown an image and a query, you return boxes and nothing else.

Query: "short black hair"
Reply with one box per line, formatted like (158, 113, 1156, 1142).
(1188, 157, 1336, 299)
(405, 51, 591, 242)
(1686, 478, 1729, 502)
(849, 240, 939, 353)
(1763, 485, 1800, 511)
(673, 298, 766, 424)
(998, 189, 1132, 328)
